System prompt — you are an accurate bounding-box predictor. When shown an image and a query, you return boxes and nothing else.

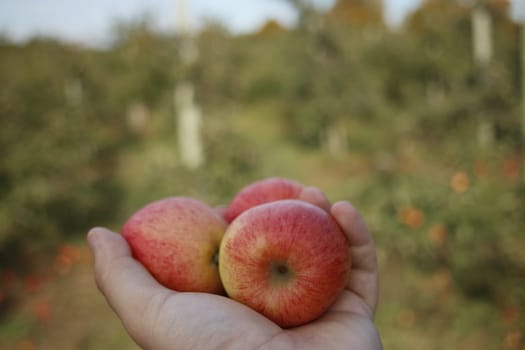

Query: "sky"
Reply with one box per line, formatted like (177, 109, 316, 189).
(0, 0, 521, 47)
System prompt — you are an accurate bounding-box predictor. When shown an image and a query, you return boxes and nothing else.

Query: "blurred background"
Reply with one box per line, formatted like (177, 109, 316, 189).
(0, 0, 524, 349)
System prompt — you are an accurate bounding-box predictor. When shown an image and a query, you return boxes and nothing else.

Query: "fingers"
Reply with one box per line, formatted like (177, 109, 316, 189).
(331, 201, 373, 248)
(299, 186, 331, 212)
(330, 202, 379, 316)
(87, 227, 170, 344)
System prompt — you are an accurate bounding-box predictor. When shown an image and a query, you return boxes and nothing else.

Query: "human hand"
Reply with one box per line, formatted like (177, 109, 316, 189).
(87, 188, 382, 350)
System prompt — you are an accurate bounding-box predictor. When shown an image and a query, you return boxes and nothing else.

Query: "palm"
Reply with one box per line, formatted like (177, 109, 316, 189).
(146, 286, 380, 350)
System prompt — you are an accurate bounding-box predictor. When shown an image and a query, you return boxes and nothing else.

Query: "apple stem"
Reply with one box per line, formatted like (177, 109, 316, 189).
(211, 250, 219, 267)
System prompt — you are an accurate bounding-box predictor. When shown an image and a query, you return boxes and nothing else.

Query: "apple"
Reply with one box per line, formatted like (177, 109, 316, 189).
(219, 199, 350, 328)
(224, 177, 303, 223)
(121, 197, 227, 294)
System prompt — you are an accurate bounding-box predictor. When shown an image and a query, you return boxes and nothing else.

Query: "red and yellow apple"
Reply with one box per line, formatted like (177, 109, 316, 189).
(121, 197, 226, 294)
(224, 177, 303, 223)
(219, 199, 350, 328)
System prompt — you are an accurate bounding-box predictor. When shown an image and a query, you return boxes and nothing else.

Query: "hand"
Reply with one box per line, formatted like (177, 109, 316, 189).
(87, 188, 382, 350)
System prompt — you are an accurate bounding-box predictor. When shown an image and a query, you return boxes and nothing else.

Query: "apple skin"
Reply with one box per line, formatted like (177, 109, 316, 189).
(224, 177, 303, 223)
(219, 199, 350, 328)
(121, 197, 227, 294)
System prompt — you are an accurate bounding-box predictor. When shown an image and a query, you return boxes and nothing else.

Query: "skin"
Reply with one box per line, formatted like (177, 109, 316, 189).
(88, 187, 383, 350)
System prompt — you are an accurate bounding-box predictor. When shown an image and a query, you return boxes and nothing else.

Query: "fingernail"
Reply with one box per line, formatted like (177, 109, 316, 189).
(87, 228, 101, 250)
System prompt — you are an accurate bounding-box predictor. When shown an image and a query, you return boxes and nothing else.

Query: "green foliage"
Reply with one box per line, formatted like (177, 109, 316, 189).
(0, 39, 126, 268)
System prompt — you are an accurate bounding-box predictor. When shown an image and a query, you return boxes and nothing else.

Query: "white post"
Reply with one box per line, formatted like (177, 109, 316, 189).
(64, 78, 83, 106)
(472, 5, 493, 67)
(175, 0, 203, 169)
(472, 3, 494, 148)
(175, 83, 204, 169)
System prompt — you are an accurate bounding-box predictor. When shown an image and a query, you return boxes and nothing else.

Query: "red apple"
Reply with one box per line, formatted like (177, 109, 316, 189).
(121, 197, 227, 294)
(224, 177, 303, 223)
(219, 199, 350, 328)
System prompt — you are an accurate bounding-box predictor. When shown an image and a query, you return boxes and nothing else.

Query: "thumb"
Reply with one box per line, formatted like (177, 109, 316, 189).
(87, 227, 170, 344)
